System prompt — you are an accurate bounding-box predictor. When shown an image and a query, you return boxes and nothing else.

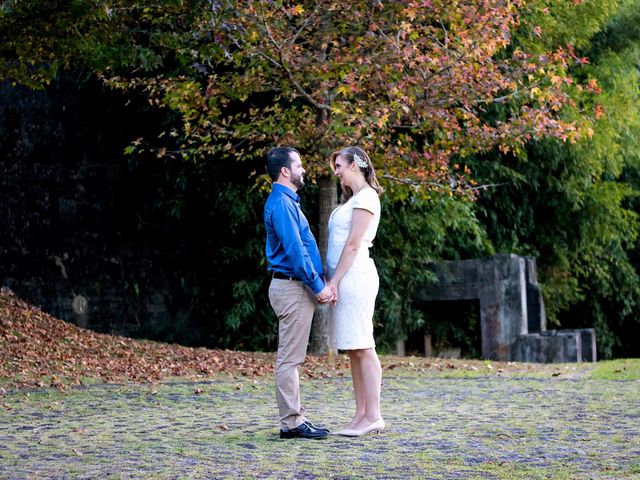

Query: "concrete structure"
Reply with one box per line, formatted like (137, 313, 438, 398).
(415, 254, 596, 363)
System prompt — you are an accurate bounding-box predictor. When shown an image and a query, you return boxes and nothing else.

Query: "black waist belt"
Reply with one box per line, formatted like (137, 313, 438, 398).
(272, 272, 300, 281)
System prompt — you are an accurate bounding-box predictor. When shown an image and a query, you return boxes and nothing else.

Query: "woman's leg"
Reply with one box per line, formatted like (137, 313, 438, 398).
(351, 348, 382, 428)
(344, 350, 366, 428)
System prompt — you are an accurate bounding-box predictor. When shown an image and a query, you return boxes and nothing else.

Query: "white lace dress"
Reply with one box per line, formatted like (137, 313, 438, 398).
(326, 187, 381, 350)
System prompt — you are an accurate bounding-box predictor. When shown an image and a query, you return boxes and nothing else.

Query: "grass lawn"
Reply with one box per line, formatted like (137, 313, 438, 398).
(1, 357, 639, 479)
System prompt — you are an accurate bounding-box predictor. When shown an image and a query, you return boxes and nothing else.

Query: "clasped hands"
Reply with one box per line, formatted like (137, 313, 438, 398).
(316, 282, 339, 305)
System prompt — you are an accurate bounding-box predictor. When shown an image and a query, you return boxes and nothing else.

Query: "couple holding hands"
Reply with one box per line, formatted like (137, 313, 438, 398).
(264, 146, 384, 439)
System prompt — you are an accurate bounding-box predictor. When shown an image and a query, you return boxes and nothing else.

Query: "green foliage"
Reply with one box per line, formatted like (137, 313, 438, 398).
(374, 192, 492, 349)
(1, 0, 640, 359)
(0, 0, 209, 88)
(91, 0, 596, 195)
(520, 0, 619, 50)
(467, 0, 640, 358)
(589, 0, 640, 57)
(150, 159, 278, 350)
(0, 0, 99, 87)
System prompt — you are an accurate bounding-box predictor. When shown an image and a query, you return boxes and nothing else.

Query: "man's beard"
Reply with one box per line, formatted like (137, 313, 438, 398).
(291, 173, 304, 190)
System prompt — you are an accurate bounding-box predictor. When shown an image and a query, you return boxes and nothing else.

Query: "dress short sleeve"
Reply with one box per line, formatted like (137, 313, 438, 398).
(352, 188, 380, 215)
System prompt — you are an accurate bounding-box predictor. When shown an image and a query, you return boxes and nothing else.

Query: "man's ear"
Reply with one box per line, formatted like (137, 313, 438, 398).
(280, 166, 290, 178)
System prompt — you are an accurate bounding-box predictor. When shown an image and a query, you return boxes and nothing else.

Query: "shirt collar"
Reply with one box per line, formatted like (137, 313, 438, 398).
(273, 183, 300, 203)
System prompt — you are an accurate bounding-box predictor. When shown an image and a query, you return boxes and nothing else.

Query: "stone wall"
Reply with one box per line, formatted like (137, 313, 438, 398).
(0, 79, 176, 338)
(416, 254, 597, 363)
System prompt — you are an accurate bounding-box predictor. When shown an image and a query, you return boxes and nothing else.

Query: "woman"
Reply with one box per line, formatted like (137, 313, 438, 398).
(326, 146, 385, 437)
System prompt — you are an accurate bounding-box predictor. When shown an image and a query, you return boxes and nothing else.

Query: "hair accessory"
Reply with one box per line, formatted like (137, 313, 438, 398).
(353, 152, 368, 169)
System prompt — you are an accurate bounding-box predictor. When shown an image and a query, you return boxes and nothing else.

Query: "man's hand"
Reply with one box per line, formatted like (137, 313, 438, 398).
(315, 285, 334, 304)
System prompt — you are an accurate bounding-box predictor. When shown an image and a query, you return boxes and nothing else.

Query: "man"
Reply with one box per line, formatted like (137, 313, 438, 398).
(264, 146, 334, 439)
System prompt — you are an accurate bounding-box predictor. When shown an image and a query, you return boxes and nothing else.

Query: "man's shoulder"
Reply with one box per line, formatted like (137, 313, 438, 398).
(266, 189, 294, 205)
(265, 190, 297, 216)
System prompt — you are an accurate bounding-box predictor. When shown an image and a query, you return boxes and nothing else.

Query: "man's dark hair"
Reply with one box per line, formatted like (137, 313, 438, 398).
(267, 147, 299, 181)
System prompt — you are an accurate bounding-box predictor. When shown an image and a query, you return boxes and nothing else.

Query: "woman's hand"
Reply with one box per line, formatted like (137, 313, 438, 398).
(328, 281, 339, 305)
(315, 285, 335, 304)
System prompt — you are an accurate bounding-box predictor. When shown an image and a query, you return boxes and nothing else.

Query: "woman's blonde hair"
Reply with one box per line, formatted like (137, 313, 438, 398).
(330, 146, 383, 203)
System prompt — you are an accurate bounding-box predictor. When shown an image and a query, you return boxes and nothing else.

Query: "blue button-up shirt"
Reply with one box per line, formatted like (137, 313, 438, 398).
(264, 184, 325, 294)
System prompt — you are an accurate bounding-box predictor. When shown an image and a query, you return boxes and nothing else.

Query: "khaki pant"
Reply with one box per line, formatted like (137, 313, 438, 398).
(269, 278, 316, 429)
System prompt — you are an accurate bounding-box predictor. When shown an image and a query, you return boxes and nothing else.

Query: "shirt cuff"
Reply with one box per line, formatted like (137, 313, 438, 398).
(309, 277, 325, 295)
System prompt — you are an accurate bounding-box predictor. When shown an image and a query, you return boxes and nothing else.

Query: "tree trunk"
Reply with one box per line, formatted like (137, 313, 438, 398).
(308, 175, 338, 355)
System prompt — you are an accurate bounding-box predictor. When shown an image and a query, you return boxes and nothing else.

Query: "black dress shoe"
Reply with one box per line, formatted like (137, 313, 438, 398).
(280, 421, 329, 439)
(303, 420, 330, 434)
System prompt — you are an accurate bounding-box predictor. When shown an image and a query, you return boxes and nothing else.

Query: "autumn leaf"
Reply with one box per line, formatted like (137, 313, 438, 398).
(92, 0, 594, 196)
(0, 288, 276, 389)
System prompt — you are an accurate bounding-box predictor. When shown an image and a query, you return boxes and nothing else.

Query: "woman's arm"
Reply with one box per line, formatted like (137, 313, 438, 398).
(328, 207, 374, 299)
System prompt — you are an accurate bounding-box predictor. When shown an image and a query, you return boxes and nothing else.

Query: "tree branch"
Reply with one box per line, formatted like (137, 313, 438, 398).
(382, 173, 507, 192)
(258, 6, 331, 112)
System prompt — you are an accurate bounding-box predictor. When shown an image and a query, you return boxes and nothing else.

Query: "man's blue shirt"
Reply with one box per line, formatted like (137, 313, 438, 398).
(264, 184, 325, 294)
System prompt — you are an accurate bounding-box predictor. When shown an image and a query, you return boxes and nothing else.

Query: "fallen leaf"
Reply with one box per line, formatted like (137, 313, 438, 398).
(0, 289, 277, 389)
